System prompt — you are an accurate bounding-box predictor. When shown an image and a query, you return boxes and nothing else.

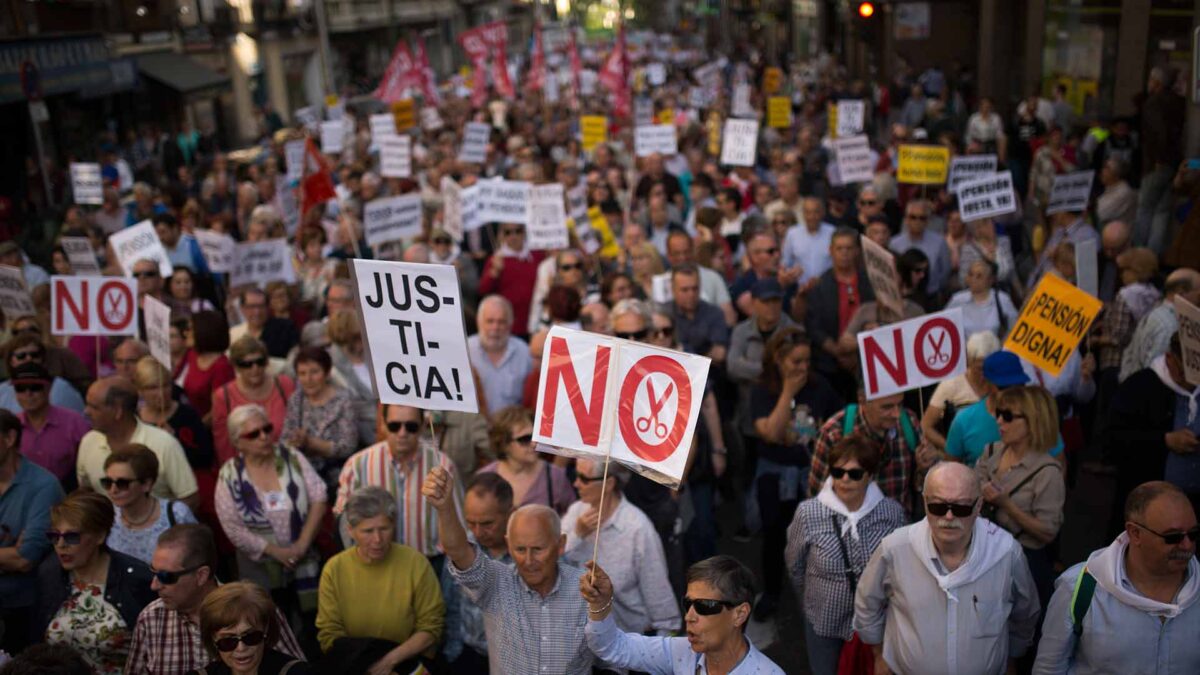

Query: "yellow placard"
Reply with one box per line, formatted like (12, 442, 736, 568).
(827, 102, 838, 139)
(1003, 273, 1102, 377)
(896, 144, 950, 185)
(581, 115, 608, 152)
(656, 108, 674, 125)
(763, 67, 783, 95)
(706, 111, 721, 156)
(767, 97, 792, 129)
(325, 94, 339, 107)
(391, 99, 416, 131)
(584, 206, 620, 258)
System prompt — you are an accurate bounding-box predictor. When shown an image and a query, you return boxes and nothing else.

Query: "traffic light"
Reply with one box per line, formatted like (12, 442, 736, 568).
(857, 2, 876, 19)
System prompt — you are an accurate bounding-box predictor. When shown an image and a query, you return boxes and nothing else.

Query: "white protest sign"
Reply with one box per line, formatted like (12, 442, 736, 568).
(326, 102, 345, 120)
(0, 265, 34, 319)
(720, 119, 758, 167)
(379, 135, 412, 178)
(458, 122, 491, 164)
(461, 185, 484, 232)
(857, 307, 966, 400)
(688, 86, 714, 109)
(284, 140, 306, 183)
(957, 171, 1017, 222)
(420, 107, 444, 131)
(731, 83, 755, 118)
(320, 121, 345, 154)
(349, 259, 478, 413)
(580, 69, 597, 95)
(278, 185, 301, 236)
(836, 100, 866, 137)
(230, 239, 296, 288)
(369, 113, 397, 141)
(441, 177, 464, 242)
(635, 125, 678, 157)
(948, 154, 999, 193)
(476, 179, 531, 224)
(833, 135, 874, 184)
(1176, 296, 1200, 386)
(50, 275, 139, 336)
(527, 184, 568, 250)
(532, 326, 710, 488)
(860, 236, 904, 319)
(646, 62, 666, 86)
(143, 294, 172, 369)
(60, 237, 101, 276)
(651, 272, 673, 304)
(364, 194, 423, 246)
(194, 229, 236, 273)
(109, 220, 173, 278)
(1046, 171, 1095, 214)
(1075, 237, 1099, 299)
(294, 106, 320, 131)
(69, 163, 103, 205)
(634, 98, 655, 127)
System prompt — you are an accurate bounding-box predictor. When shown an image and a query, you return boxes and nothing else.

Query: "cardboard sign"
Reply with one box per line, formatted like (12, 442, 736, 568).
(720, 119, 758, 167)
(767, 96, 792, 129)
(0, 265, 35, 319)
(948, 154, 999, 193)
(349, 259, 478, 413)
(320, 120, 345, 154)
(1004, 273, 1102, 377)
(109, 220, 173, 278)
(897, 144, 950, 185)
(143, 294, 172, 370)
(531, 326, 711, 488)
(458, 122, 491, 164)
(527, 184, 569, 251)
(1046, 171, 1095, 214)
(60, 236, 101, 276)
(836, 100, 866, 137)
(194, 229, 236, 274)
(284, 140, 306, 183)
(651, 272, 673, 304)
(70, 163, 103, 205)
(229, 239, 296, 288)
(440, 177, 464, 242)
(1074, 237, 1099, 299)
(50, 276, 139, 336)
(369, 113, 397, 141)
(364, 194, 423, 246)
(731, 83, 755, 118)
(833, 135, 874, 184)
(634, 125, 678, 157)
(581, 115, 608, 152)
(391, 99, 416, 131)
(476, 179, 531, 224)
(857, 307, 966, 400)
(957, 171, 1017, 222)
(379, 135, 412, 178)
(861, 236, 904, 319)
(762, 67, 783, 95)
(1175, 296, 1200, 386)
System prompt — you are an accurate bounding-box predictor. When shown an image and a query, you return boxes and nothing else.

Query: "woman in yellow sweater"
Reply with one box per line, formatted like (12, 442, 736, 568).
(315, 487, 444, 674)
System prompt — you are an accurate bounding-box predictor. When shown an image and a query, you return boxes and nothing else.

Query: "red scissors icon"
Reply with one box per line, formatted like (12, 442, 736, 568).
(635, 380, 674, 440)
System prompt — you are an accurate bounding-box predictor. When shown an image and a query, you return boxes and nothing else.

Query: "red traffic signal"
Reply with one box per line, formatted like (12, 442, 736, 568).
(858, 2, 876, 18)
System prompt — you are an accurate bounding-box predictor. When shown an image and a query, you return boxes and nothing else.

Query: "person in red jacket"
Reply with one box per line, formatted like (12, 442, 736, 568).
(480, 222, 545, 338)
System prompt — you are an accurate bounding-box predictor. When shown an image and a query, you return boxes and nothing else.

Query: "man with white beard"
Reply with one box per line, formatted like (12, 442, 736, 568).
(854, 462, 1040, 675)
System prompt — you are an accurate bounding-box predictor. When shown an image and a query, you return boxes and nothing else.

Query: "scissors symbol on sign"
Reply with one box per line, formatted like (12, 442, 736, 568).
(635, 380, 674, 440)
(926, 331, 950, 366)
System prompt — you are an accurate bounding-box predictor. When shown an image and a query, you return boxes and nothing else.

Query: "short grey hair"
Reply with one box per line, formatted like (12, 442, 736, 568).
(479, 294, 514, 322)
(343, 486, 397, 528)
(506, 504, 561, 541)
(611, 298, 653, 327)
(227, 404, 270, 447)
(249, 204, 282, 230)
(966, 331, 1001, 361)
(686, 555, 757, 625)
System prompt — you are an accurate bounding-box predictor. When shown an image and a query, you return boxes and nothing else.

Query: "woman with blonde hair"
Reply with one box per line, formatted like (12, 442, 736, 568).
(629, 241, 665, 301)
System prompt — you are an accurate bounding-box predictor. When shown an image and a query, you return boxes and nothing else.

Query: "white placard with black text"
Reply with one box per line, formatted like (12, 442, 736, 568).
(363, 194, 423, 246)
(720, 119, 759, 167)
(109, 221, 173, 278)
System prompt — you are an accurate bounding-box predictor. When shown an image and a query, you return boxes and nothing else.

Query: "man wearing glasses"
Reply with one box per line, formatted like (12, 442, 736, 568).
(854, 462, 1040, 675)
(126, 524, 303, 673)
(1033, 481, 1200, 673)
(889, 199, 952, 297)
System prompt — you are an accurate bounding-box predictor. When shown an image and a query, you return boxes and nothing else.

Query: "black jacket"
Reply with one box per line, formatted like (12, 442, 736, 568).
(188, 649, 311, 675)
(805, 265, 875, 373)
(1105, 367, 1177, 497)
(35, 548, 157, 638)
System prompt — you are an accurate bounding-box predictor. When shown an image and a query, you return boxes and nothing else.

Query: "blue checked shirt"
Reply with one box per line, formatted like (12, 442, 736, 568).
(585, 615, 785, 674)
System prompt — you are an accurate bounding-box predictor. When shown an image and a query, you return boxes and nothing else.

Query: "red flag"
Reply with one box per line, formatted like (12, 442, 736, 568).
(567, 30, 582, 95)
(528, 23, 545, 91)
(412, 36, 441, 105)
(481, 22, 514, 100)
(373, 41, 418, 103)
(598, 23, 629, 117)
(457, 24, 492, 107)
(300, 138, 335, 216)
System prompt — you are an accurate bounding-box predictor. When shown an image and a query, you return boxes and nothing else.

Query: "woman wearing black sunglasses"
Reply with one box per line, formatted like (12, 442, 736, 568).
(104, 444, 199, 564)
(477, 406, 575, 515)
(211, 337, 295, 466)
(35, 491, 156, 675)
(192, 581, 311, 675)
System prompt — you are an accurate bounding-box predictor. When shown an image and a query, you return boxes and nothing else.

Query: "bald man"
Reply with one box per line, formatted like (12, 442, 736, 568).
(1098, 220, 1132, 302)
(855, 462, 1039, 675)
(1119, 268, 1200, 381)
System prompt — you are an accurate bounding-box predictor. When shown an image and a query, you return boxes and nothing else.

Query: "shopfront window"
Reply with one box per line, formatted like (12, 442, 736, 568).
(1041, 0, 1120, 120)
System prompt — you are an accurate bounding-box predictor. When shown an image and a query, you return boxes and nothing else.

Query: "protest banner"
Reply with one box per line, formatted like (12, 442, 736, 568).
(143, 295, 172, 370)
(458, 121, 491, 164)
(1046, 171, 1095, 214)
(194, 229, 236, 273)
(581, 115, 608, 152)
(320, 120, 345, 154)
(1176, 296, 1200, 386)
(60, 237, 101, 276)
(857, 307, 966, 400)
(69, 163, 103, 205)
(350, 259, 478, 413)
(720, 119, 758, 167)
(50, 276, 139, 336)
(284, 140, 305, 183)
(379, 134, 412, 178)
(230, 239, 296, 288)
(762, 66, 783, 94)
(369, 113, 397, 141)
(833, 135, 874, 185)
(731, 83, 755, 118)
(956, 171, 1017, 222)
(527, 184, 568, 250)
(476, 179, 531, 224)
(532, 326, 710, 488)
(0, 266, 34, 319)
(109, 220, 173, 278)
(364, 194, 422, 246)
(860, 236, 904, 319)
(1004, 273, 1102, 377)
(634, 125, 678, 157)
(688, 86, 714, 110)
(897, 144, 950, 185)
(440, 177, 464, 242)
(767, 97, 792, 129)
(836, 100, 865, 137)
(391, 99, 416, 131)
(1075, 238, 1099, 299)
(948, 154, 999, 193)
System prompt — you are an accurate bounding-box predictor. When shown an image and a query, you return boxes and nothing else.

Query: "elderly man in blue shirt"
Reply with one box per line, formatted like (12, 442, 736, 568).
(890, 198, 952, 297)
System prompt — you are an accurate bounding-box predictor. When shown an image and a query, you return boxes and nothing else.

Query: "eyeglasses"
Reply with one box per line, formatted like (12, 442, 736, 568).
(432, 237, 452, 245)
(925, 500, 978, 518)
(386, 420, 421, 434)
(100, 477, 140, 491)
(575, 473, 607, 484)
(682, 597, 737, 616)
(558, 263, 582, 272)
(133, 270, 159, 279)
(1131, 522, 1200, 545)
(215, 630, 267, 653)
(503, 228, 525, 236)
(240, 423, 274, 440)
(236, 356, 269, 369)
(150, 564, 203, 585)
(615, 329, 649, 341)
(830, 467, 867, 481)
(511, 433, 534, 445)
(994, 408, 1026, 423)
(12, 350, 42, 362)
(45, 530, 83, 546)
(14, 383, 45, 394)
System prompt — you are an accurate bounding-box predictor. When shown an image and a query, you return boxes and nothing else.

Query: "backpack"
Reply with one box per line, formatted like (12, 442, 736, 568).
(842, 404, 917, 450)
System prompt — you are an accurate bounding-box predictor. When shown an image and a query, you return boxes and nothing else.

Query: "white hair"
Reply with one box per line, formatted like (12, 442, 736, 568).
(479, 294, 514, 323)
(611, 298, 653, 326)
(966, 332, 1001, 361)
(227, 404, 270, 447)
(506, 504, 561, 541)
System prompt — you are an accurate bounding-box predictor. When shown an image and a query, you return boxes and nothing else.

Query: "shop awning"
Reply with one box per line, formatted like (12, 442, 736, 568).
(136, 52, 229, 96)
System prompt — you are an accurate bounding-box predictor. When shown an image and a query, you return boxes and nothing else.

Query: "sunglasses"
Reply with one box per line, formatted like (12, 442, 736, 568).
(575, 473, 606, 484)
(240, 423, 274, 440)
(151, 564, 203, 585)
(1131, 522, 1200, 545)
(830, 467, 867, 481)
(14, 383, 45, 394)
(758, 247, 779, 256)
(12, 327, 40, 336)
(236, 356, 269, 369)
(215, 630, 267, 653)
(925, 500, 978, 518)
(682, 597, 737, 616)
(133, 271, 160, 279)
(386, 420, 421, 434)
(12, 351, 42, 362)
(615, 329, 649, 341)
(652, 327, 674, 338)
(559, 263, 582, 272)
(45, 530, 83, 546)
(503, 228, 525, 236)
(100, 477, 140, 491)
(511, 433, 534, 445)
(858, 199, 877, 206)
(432, 237, 452, 245)
(994, 408, 1026, 423)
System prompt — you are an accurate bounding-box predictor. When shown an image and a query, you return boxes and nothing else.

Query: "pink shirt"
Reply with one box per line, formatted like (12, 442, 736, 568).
(20, 406, 92, 482)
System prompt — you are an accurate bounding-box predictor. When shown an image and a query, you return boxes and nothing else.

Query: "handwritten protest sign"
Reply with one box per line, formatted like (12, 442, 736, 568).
(364, 194, 422, 246)
(858, 308, 966, 400)
(957, 171, 1017, 222)
(581, 116, 608, 152)
(1004, 273, 1102, 377)
(527, 184, 569, 250)
(109, 221, 173, 278)
(195, 229, 236, 274)
(70, 163, 103, 205)
(230, 239, 296, 288)
(833, 135, 874, 184)
(634, 125, 678, 157)
(458, 122, 491, 164)
(50, 276, 138, 336)
(1046, 171, 1095, 214)
(477, 179, 531, 224)
(369, 113, 397, 141)
(143, 295, 172, 369)
(1176, 296, 1200, 386)
(720, 119, 758, 167)
(861, 236, 904, 319)
(60, 237, 101, 276)
(379, 134, 412, 178)
(350, 260, 478, 413)
(897, 145, 950, 185)
(948, 155, 998, 193)
(0, 266, 34, 319)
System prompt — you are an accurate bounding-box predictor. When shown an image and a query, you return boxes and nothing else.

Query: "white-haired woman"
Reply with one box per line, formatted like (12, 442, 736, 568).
(921, 331, 1001, 451)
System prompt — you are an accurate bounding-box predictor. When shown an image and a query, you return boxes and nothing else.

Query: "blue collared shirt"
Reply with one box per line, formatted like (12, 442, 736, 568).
(585, 614, 785, 674)
(0, 458, 64, 608)
(467, 335, 532, 412)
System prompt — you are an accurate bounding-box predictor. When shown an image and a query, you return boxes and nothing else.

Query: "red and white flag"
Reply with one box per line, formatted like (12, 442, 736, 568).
(299, 138, 336, 216)
(528, 23, 546, 91)
(481, 21, 515, 100)
(373, 41, 418, 103)
(457, 24, 492, 107)
(412, 36, 441, 105)
(598, 23, 629, 117)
